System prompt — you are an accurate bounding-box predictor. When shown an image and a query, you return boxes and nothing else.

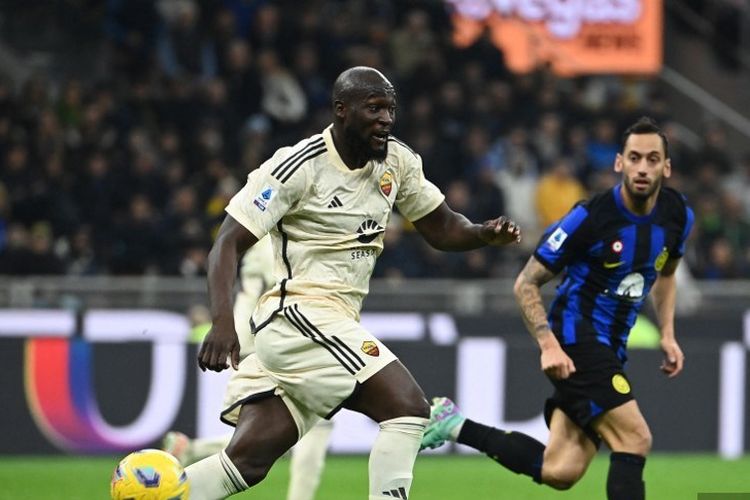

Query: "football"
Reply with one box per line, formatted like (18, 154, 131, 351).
(110, 449, 190, 500)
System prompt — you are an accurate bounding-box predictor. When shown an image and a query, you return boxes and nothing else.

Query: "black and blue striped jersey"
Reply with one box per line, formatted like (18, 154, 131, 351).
(534, 185, 694, 361)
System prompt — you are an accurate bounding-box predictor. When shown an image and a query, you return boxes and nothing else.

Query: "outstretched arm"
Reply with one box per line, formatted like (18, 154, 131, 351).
(411, 201, 521, 251)
(513, 256, 575, 379)
(198, 215, 258, 372)
(650, 258, 684, 378)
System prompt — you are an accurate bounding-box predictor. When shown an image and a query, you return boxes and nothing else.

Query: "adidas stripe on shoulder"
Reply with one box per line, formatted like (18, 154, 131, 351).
(271, 136, 326, 183)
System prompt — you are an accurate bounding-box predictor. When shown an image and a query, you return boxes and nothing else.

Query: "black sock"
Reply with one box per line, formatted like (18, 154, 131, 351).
(607, 452, 646, 500)
(457, 419, 545, 483)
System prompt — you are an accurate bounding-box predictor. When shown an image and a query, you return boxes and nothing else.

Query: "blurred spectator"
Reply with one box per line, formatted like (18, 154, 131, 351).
(256, 49, 307, 127)
(696, 122, 733, 174)
(535, 157, 587, 228)
(109, 195, 163, 274)
(157, 0, 212, 78)
(67, 225, 100, 276)
(0, 183, 8, 252)
(389, 9, 438, 80)
(585, 118, 619, 176)
(0, 222, 65, 275)
(722, 153, 750, 220)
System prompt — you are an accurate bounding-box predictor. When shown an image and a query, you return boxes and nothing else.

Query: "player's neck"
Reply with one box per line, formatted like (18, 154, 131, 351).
(618, 184, 657, 216)
(331, 127, 368, 170)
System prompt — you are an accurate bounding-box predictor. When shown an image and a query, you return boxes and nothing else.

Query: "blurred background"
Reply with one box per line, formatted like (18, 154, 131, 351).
(0, 0, 749, 487)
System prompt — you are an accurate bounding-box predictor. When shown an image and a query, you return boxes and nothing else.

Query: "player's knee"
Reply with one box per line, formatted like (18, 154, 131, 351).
(225, 446, 274, 487)
(542, 463, 585, 490)
(394, 395, 429, 419)
(387, 386, 430, 418)
(628, 425, 652, 456)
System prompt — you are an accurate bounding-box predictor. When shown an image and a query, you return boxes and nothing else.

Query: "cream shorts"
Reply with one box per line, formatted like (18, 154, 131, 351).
(222, 301, 397, 436)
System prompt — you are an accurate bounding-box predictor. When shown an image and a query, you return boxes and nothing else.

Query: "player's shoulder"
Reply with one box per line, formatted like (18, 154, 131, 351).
(658, 186, 689, 209)
(657, 186, 691, 223)
(386, 135, 419, 164)
(581, 189, 614, 213)
(267, 133, 328, 184)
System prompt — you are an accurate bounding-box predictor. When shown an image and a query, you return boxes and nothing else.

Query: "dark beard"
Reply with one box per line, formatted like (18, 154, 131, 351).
(343, 126, 388, 163)
(624, 176, 661, 199)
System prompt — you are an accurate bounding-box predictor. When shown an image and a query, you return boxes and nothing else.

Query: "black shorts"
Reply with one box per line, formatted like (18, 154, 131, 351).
(543, 342, 634, 447)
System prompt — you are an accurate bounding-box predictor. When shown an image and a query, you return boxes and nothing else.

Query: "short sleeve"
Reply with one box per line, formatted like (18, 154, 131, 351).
(394, 152, 445, 222)
(533, 204, 590, 273)
(225, 152, 307, 239)
(673, 204, 695, 258)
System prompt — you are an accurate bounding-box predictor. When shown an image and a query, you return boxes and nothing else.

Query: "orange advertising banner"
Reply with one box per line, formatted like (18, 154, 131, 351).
(449, 0, 663, 76)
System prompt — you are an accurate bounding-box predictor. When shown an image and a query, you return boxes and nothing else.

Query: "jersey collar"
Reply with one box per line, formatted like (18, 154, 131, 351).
(613, 183, 658, 223)
(323, 124, 377, 174)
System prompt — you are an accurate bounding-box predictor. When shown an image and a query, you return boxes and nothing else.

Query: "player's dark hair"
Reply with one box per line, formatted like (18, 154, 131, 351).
(621, 116, 669, 158)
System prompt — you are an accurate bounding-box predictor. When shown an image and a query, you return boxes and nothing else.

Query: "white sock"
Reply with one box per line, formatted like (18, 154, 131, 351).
(185, 450, 248, 500)
(368, 416, 427, 500)
(287, 420, 334, 500)
(189, 435, 232, 464)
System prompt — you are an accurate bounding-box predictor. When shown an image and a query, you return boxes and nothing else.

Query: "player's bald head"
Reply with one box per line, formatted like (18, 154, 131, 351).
(332, 66, 395, 105)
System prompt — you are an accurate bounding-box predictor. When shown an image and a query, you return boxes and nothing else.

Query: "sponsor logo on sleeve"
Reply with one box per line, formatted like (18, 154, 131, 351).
(253, 186, 276, 212)
(546, 227, 568, 252)
(654, 247, 669, 271)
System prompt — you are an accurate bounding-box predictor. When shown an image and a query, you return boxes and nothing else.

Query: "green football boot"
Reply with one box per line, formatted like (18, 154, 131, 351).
(420, 397, 466, 450)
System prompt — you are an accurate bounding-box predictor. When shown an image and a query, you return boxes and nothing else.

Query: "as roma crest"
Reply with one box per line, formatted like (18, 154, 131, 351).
(379, 171, 393, 196)
(361, 340, 380, 357)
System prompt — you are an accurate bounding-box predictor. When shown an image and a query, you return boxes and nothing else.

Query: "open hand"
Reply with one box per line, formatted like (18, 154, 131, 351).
(479, 216, 522, 246)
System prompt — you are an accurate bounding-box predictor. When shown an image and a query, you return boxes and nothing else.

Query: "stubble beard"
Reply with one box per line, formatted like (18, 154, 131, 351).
(624, 175, 661, 200)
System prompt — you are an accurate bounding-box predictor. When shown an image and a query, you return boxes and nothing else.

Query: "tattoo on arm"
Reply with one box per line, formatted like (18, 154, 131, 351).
(514, 257, 557, 340)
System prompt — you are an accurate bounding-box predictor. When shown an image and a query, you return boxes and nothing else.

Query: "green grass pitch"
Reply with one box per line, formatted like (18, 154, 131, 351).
(0, 454, 747, 499)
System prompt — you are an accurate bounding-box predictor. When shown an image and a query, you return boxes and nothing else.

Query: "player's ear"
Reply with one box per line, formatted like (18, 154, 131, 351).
(334, 100, 346, 119)
(663, 158, 672, 178)
(614, 153, 624, 173)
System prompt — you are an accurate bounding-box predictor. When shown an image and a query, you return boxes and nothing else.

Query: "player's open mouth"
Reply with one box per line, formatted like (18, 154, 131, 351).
(633, 179, 650, 188)
(371, 133, 388, 147)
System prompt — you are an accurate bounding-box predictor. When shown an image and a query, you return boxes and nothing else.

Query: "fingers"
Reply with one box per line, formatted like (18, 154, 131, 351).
(197, 341, 232, 372)
(231, 347, 240, 371)
(661, 356, 684, 378)
(660, 346, 684, 378)
(490, 217, 522, 243)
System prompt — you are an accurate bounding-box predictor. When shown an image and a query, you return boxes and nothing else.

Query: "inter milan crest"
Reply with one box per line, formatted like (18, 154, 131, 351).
(379, 170, 393, 196)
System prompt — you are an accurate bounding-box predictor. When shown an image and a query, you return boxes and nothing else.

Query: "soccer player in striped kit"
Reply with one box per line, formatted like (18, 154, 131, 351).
(422, 117, 694, 500)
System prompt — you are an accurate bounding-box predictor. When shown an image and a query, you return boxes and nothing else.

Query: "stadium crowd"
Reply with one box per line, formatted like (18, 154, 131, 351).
(0, 0, 749, 279)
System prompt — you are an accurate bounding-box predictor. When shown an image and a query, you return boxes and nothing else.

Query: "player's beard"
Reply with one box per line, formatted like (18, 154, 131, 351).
(624, 174, 661, 200)
(344, 125, 388, 162)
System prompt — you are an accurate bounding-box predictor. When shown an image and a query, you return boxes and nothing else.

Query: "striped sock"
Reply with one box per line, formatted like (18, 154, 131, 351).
(185, 450, 249, 500)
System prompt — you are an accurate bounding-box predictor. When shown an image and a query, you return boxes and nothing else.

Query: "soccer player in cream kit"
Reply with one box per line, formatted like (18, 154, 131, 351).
(185, 66, 522, 500)
(422, 117, 694, 500)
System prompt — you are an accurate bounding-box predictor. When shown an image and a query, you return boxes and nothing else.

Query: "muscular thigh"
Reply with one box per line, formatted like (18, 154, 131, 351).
(544, 408, 597, 475)
(592, 399, 651, 453)
(254, 301, 398, 419)
(343, 359, 429, 422)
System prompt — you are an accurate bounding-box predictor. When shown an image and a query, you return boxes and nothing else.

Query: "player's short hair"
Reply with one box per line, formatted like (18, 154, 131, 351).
(621, 116, 669, 158)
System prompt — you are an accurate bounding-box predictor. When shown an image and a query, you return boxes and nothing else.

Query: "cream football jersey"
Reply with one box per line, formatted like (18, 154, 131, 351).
(226, 125, 444, 320)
